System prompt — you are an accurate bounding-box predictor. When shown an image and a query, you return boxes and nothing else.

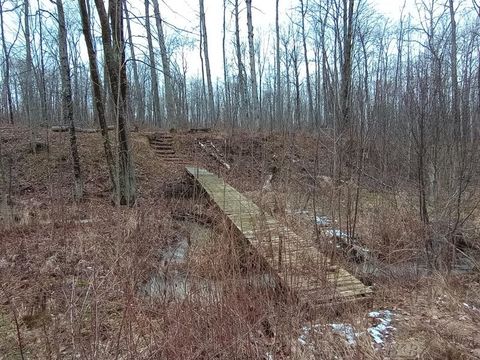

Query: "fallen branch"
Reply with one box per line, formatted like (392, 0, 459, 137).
(51, 125, 114, 133)
(189, 127, 211, 133)
(198, 140, 230, 170)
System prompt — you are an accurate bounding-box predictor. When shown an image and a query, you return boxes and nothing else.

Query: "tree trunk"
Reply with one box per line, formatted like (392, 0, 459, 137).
(125, 1, 144, 124)
(151, 0, 177, 126)
(144, 0, 162, 126)
(24, 0, 35, 147)
(246, 0, 259, 128)
(0, 1, 13, 124)
(340, 0, 354, 129)
(94, 0, 136, 206)
(299, 0, 314, 128)
(199, 0, 215, 124)
(56, 0, 83, 200)
(449, 0, 461, 140)
(36, 0, 48, 126)
(79, 0, 116, 193)
(275, 0, 282, 129)
(222, 0, 231, 127)
(234, 0, 248, 125)
(292, 44, 301, 128)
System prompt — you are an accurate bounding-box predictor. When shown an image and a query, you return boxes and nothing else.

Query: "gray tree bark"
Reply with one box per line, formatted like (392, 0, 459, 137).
(125, 1, 144, 123)
(151, 0, 177, 126)
(234, 0, 248, 125)
(246, 0, 259, 127)
(0, 1, 13, 124)
(144, 0, 162, 126)
(340, 0, 355, 129)
(94, 0, 136, 206)
(24, 0, 35, 148)
(78, 0, 116, 193)
(199, 0, 215, 123)
(275, 0, 282, 128)
(56, 0, 83, 200)
(299, 0, 314, 127)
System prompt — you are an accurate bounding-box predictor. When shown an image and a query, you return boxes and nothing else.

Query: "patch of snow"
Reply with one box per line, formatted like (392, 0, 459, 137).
(262, 174, 273, 191)
(298, 323, 359, 347)
(368, 310, 395, 346)
(324, 229, 350, 239)
(297, 311, 397, 351)
(463, 303, 480, 312)
(315, 215, 331, 226)
(330, 323, 358, 345)
(298, 324, 322, 346)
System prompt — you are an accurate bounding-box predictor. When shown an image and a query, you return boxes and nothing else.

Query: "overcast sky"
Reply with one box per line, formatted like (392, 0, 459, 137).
(1, 0, 417, 79)
(148, 0, 417, 79)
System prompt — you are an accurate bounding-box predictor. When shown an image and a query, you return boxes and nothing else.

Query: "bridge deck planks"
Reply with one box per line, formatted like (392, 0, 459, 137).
(186, 166, 372, 304)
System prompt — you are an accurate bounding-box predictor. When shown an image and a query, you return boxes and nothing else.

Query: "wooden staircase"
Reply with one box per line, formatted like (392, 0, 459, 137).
(149, 132, 185, 163)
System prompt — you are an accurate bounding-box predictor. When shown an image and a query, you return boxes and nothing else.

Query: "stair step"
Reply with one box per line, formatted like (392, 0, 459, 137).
(151, 140, 173, 145)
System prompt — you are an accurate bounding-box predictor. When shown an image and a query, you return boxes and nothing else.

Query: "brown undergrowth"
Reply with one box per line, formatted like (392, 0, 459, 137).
(0, 125, 479, 359)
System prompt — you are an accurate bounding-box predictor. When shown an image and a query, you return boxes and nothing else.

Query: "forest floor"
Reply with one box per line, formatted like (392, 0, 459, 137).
(0, 124, 479, 359)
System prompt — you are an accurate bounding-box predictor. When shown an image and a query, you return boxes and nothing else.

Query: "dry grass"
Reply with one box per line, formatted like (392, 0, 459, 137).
(0, 125, 479, 359)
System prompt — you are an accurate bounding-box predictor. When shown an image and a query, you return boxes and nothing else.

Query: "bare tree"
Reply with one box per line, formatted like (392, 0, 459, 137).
(56, 0, 83, 200)
(124, 1, 144, 124)
(246, 0, 259, 127)
(24, 0, 35, 147)
(222, 0, 231, 126)
(78, 0, 115, 193)
(299, 0, 314, 127)
(151, 0, 177, 126)
(0, 0, 15, 124)
(199, 0, 215, 123)
(234, 0, 248, 125)
(144, 0, 162, 126)
(449, 0, 461, 139)
(275, 0, 282, 128)
(340, 0, 355, 129)
(94, 0, 136, 205)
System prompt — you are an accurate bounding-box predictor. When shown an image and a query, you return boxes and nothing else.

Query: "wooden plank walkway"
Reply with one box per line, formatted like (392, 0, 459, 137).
(186, 167, 372, 306)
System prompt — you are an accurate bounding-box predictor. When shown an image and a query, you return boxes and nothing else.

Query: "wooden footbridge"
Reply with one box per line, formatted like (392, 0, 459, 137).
(186, 167, 372, 307)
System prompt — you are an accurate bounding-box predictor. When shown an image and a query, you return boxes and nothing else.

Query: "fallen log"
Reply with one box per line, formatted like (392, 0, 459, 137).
(51, 125, 68, 132)
(189, 127, 211, 133)
(51, 125, 115, 133)
(198, 140, 230, 170)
